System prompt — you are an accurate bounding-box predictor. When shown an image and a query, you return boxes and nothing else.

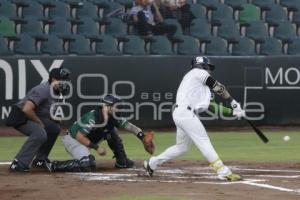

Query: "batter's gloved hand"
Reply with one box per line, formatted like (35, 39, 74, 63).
(231, 99, 245, 118)
(142, 131, 155, 155)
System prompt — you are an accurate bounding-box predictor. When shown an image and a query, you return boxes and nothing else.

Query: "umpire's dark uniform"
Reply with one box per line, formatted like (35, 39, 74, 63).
(6, 68, 70, 172)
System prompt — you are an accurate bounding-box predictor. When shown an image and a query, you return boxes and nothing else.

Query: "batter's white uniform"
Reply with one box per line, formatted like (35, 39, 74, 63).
(149, 68, 231, 176)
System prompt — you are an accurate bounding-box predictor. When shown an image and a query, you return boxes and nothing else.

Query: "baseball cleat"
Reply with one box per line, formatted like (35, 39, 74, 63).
(143, 160, 154, 177)
(115, 158, 135, 169)
(32, 158, 51, 169)
(218, 173, 242, 181)
(9, 159, 29, 172)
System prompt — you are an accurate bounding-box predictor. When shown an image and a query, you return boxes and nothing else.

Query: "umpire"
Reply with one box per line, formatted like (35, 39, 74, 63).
(6, 67, 71, 172)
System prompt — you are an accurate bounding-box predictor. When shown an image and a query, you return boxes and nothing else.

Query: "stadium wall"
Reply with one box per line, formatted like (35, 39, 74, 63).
(0, 56, 299, 128)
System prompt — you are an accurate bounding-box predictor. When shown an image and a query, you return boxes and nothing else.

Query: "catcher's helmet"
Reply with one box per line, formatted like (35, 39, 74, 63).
(102, 94, 121, 106)
(191, 56, 215, 71)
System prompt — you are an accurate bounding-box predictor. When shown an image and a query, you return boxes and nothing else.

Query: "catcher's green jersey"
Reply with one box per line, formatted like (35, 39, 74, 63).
(68, 109, 127, 139)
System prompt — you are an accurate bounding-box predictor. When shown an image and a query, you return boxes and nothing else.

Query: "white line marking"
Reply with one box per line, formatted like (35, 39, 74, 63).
(243, 181, 300, 194)
(0, 162, 11, 165)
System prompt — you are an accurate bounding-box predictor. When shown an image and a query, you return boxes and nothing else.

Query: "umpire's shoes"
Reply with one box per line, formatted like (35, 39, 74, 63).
(143, 160, 154, 177)
(115, 158, 135, 169)
(32, 158, 51, 169)
(9, 159, 29, 172)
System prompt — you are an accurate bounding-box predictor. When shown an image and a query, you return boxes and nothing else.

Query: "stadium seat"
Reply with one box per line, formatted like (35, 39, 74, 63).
(189, 19, 211, 41)
(0, 36, 12, 55)
(122, 35, 147, 55)
(204, 37, 228, 55)
(76, 1, 99, 19)
(265, 4, 287, 25)
(95, 35, 120, 55)
(252, 0, 275, 9)
(0, 0, 17, 18)
(104, 17, 127, 37)
(48, 1, 71, 19)
(292, 10, 300, 27)
(273, 21, 297, 43)
(244, 20, 268, 42)
(68, 35, 94, 55)
(14, 34, 39, 55)
(0, 16, 15, 36)
(48, 17, 73, 37)
(21, 1, 44, 19)
(189, 4, 206, 19)
(280, 0, 300, 12)
(216, 19, 240, 42)
(287, 38, 300, 55)
(211, 3, 233, 23)
(196, 0, 220, 9)
(114, 0, 133, 9)
(91, 0, 110, 8)
(177, 35, 200, 55)
(149, 35, 174, 55)
(224, 0, 247, 10)
(259, 37, 283, 55)
(232, 37, 256, 55)
(76, 17, 100, 38)
(164, 18, 183, 37)
(102, 2, 124, 18)
(20, 18, 44, 37)
(41, 35, 66, 55)
(239, 4, 260, 23)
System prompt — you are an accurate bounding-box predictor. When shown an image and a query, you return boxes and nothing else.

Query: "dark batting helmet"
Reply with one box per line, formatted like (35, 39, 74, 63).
(191, 56, 215, 71)
(102, 94, 121, 106)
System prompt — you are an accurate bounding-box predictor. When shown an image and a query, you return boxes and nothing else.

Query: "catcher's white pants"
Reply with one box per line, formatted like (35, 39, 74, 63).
(149, 106, 220, 170)
(62, 134, 90, 160)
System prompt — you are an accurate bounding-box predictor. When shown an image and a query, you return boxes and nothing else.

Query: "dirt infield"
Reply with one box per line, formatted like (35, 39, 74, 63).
(0, 161, 300, 200)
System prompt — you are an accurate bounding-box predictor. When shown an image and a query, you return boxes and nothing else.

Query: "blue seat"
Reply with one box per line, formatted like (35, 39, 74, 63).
(217, 19, 240, 42)
(14, 34, 39, 55)
(274, 21, 297, 43)
(122, 35, 146, 55)
(20, 18, 44, 36)
(0, 0, 17, 18)
(177, 35, 200, 55)
(76, 1, 99, 19)
(211, 3, 234, 23)
(76, 17, 100, 38)
(95, 35, 120, 55)
(260, 37, 283, 55)
(150, 35, 174, 55)
(0, 36, 12, 55)
(48, 17, 73, 37)
(288, 38, 300, 55)
(232, 37, 256, 55)
(245, 20, 268, 42)
(205, 37, 228, 55)
(21, 1, 44, 19)
(265, 4, 287, 25)
(48, 1, 71, 19)
(41, 35, 66, 55)
(68, 35, 93, 55)
(189, 19, 211, 41)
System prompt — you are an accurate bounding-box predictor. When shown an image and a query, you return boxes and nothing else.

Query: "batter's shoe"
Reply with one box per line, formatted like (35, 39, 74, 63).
(9, 159, 29, 172)
(32, 158, 51, 169)
(115, 158, 135, 169)
(143, 160, 154, 177)
(218, 173, 242, 181)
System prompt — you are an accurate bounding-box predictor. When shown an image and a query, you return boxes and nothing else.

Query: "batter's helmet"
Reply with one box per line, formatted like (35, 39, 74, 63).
(191, 56, 215, 71)
(102, 94, 121, 106)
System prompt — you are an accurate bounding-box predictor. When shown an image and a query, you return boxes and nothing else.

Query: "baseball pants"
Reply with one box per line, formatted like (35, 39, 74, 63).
(149, 106, 220, 170)
(62, 134, 90, 160)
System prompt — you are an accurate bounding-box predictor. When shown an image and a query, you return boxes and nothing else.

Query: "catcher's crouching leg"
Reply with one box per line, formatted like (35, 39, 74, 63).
(106, 130, 134, 168)
(49, 155, 96, 172)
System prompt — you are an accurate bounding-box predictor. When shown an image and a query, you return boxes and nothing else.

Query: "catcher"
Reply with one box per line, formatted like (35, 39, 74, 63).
(46, 94, 155, 172)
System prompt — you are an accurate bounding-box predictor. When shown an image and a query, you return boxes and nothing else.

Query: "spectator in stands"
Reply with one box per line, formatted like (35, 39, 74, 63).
(159, 0, 195, 31)
(130, 0, 177, 37)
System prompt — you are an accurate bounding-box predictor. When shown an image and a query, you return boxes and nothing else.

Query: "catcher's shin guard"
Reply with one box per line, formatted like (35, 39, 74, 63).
(51, 159, 82, 172)
(106, 130, 135, 168)
(79, 155, 96, 172)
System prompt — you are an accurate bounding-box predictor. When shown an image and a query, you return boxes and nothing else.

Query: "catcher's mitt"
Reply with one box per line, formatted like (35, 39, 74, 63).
(143, 131, 155, 155)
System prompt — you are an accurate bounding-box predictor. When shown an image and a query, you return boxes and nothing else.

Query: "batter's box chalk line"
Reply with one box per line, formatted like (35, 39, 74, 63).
(68, 166, 300, 195)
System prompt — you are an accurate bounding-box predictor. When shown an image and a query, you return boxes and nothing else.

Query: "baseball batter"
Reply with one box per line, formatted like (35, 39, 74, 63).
(144, 56, 245, 181)
(46, 94, 154, 172)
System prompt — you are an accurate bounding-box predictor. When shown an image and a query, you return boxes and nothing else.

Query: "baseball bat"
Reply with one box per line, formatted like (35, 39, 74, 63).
(245, 119, 269, 143)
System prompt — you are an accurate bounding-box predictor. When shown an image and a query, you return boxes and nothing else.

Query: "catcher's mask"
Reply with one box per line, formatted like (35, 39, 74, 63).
(191, 56, 215, 72)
